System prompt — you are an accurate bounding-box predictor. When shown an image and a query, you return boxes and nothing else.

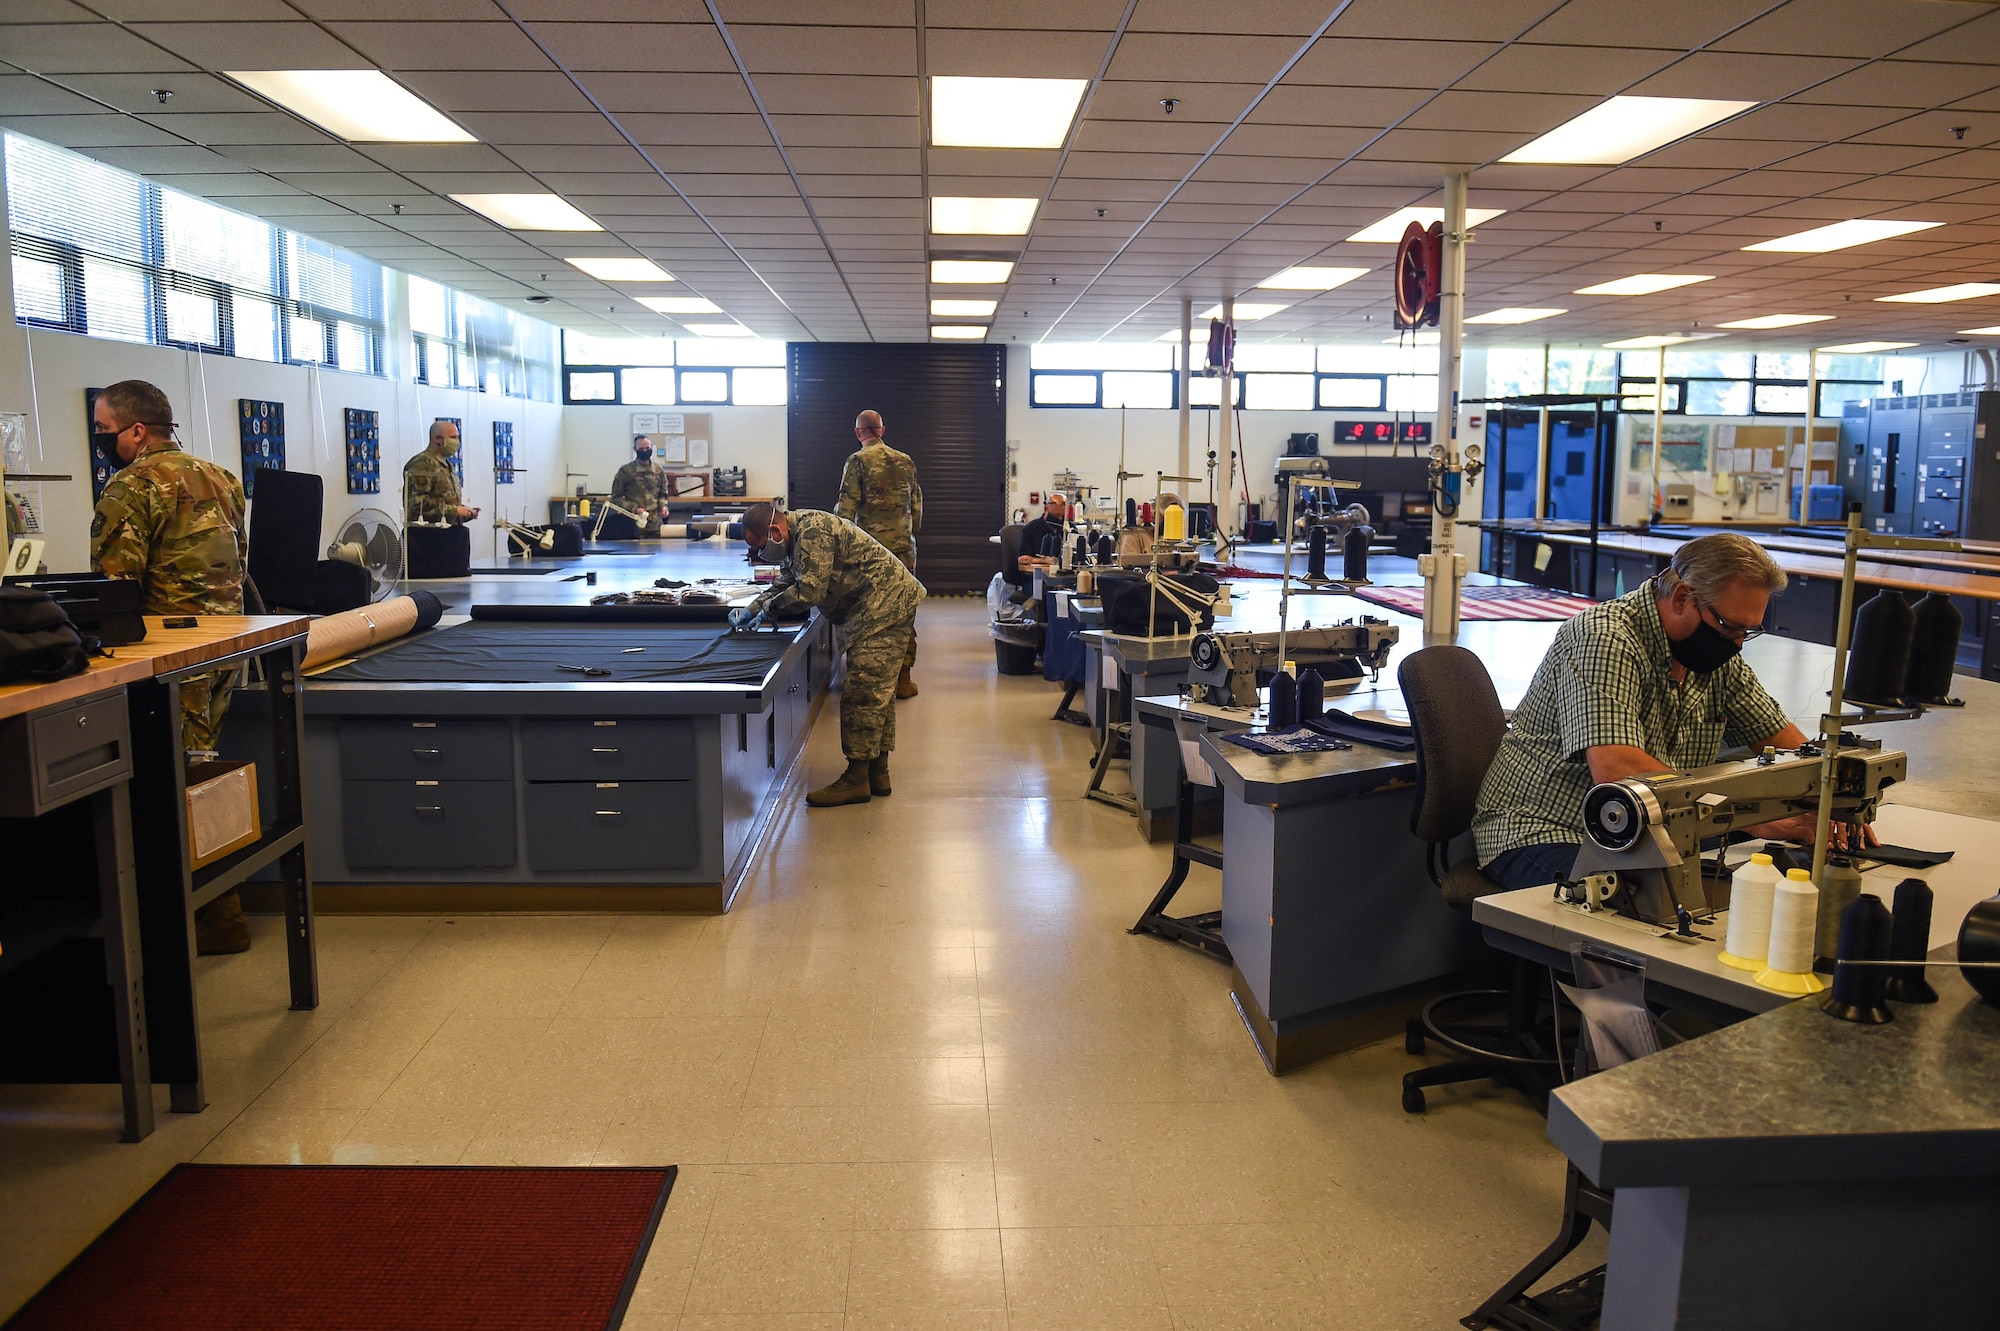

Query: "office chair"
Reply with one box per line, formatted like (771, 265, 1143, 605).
(1397, 644, 1559, 1114)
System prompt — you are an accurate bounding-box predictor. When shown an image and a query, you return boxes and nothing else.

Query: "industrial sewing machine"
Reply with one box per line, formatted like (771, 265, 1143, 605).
(1186, 620, 1399, 707)
(1567, 744, 1907, 925)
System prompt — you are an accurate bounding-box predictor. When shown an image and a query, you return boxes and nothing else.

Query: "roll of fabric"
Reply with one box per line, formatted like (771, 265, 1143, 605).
(303, 594, 424, 669)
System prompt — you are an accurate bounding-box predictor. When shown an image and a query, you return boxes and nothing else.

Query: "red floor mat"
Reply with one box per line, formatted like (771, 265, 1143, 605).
(1352, 585, 1599, 621)
(4, 1164, 676, 1331)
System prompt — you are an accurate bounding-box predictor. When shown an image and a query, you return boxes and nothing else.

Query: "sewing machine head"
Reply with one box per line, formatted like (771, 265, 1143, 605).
(1186, 619, 1399, 708)
(1567, 745, 1906, 924)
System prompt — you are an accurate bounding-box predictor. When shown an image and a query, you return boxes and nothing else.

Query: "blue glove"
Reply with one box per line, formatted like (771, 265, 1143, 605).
(729, 605, 765, 631)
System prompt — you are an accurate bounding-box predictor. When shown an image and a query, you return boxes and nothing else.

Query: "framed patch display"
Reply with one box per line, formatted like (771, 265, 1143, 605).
(493, 420, 515, 485)
(345, 408, 381, 494)
(85, 387, 116, 500)
(238, 398, 285, 497)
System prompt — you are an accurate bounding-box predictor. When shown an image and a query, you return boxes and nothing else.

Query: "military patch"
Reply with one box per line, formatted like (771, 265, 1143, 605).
(91, 512, 106, 539)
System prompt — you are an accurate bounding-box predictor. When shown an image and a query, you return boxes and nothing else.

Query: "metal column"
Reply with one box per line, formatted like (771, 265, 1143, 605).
(1421, 173, 1469, 639)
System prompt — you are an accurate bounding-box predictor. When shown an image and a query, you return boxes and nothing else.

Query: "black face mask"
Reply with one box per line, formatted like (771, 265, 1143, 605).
(92, 430, 119, 458)
(635, 450, 652, 463)
(1670, 617, 1741, 675)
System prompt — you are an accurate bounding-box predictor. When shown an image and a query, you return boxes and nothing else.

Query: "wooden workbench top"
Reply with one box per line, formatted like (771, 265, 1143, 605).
(0, 614, 308, 721)
(1513, 527, 2000, 601)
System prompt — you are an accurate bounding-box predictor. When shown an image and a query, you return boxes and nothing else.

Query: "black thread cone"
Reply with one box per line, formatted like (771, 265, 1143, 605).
(1904, 592, 1962, 704)
(1306, 527, 1328, 580)
(1844, 588, 1915, 706)
(1886, 877, 1938, 1004)
(1268, 671, 1298, 728)
(1821, 895, 1894, 1023)
(1343, 527, 1370, 581)
(1297, 668, 1324, 721)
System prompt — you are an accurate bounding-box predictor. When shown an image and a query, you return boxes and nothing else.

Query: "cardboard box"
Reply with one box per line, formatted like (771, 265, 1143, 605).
(185, 759, 260, 869)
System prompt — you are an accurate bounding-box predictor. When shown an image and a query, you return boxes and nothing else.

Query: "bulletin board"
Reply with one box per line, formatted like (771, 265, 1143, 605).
(644, 412, 712, 468)
(493, 420, 515, 485)
(238, 398, 285, 498)
(1627, 419, 1709, 474)
(435, 417, 464, 487)
(344, 407, 381, 494)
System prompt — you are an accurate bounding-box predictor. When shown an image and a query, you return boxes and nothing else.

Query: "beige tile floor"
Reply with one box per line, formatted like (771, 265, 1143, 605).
(0, 599, 1599, 1328)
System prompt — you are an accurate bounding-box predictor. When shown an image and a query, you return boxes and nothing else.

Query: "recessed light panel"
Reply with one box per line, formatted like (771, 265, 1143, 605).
(1743, 219, 1941, 253)
(931, 325, 989, 339)
(1257, 266, 1369, 291)
(1716, 314, 1834, 329)
(450, 193, 601, 231)
(1199, 303, 1289, 321)
(931, 197, 1038, 235)
(1575, 274, 1714, 297)
(1604, 334, 1702, 349)
(931, 76, 1089, 149)
(1501, 95, 1755, 165)
(227, 70, 473, 143)
(931, 298, 997, 316)
(686, 323, 754, 337)
(931, 260, 1014, 284)
(567, 257, 674, 282)
(638, 296, 721, 315)
(1464, 307, 1566, 325)
(1958, 326, 2000, 336)
(1348, 206, 1505, 243)
(1876, 283, 2000, 304)
(1819, 341, 1917, 353)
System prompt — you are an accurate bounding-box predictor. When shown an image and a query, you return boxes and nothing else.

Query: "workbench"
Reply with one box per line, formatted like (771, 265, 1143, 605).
(0, 614, 314, 1135)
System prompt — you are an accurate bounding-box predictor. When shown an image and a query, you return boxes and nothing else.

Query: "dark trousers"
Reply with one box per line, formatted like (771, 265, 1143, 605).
(1484, 841, 1584, 893)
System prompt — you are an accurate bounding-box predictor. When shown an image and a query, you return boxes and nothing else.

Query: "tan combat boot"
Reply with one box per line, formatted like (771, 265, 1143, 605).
(807, 759, 873, 807)
(195, 888, 252, 955)
(895, 667, 918, 699)
(868, 755, 891, 796)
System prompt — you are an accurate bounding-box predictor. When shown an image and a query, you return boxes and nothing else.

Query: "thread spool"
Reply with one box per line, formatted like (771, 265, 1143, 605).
(1821, 895, 1894, 1024)
(1162, 504, 1186, 541)
(1296, 668, 1324, 721)
(1958, 898, 2000, 1007)
(1886, 878, 1939, 1004)
(1719, 852, 1781, 970)
(1125, 497, 1138, 527)
(1073, 534, 1089, 565)
(1904, 592, 1963, 704)
(1268, 670, 1298, 728)
(1814, 856, 1864, 974)
(1095, 533, 1115, 563)
(1756, 869, 1826, 994)
(1140, 501, 1154, 527)
(1843, 587, 1915, 705)
(1343, 527, 1370, 581)
(1306, 526, 1328, 580)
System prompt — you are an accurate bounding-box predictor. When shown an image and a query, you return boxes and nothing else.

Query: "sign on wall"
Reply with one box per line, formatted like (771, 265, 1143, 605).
(238, 398, 285, 498)
(344, 407, 380, 495)
(493, 421, 515, 485)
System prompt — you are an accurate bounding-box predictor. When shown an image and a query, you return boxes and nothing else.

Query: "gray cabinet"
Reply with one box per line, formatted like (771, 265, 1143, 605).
(524, 780, 698, 871)
(338, 718, 511, 781)
(342, 778, 516, 868)
(521, 717, 693, 780)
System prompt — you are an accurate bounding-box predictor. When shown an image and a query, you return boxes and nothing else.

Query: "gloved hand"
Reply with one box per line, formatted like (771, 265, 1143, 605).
(729, 604, 766, 631)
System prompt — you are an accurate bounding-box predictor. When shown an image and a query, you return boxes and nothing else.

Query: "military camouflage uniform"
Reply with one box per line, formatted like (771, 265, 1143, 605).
(404, 449, 465, 526)
(836, 439, 923, 666)
(610, 458, 669, 533)
(750, 509, 924, 760)
(90, 440, 247, 752)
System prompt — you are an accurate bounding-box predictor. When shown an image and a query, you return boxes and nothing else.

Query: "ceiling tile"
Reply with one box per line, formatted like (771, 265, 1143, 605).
(926, 27, 1106, 79)
(2, 23, 197, 73)
(730, 25, 916, 76)
(131, 21, 365, 67)
(532, 23, 737, 72)
(328, 23, 551, 71)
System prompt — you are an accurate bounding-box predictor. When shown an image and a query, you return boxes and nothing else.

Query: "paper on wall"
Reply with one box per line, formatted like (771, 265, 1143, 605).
(1754, 448, 1777, 474)
(689, 438, 711, 467)
(630, 412, 658, 433)
(660, 434, 687, 463)
(659, 413, 685, 433)
(1811, 440, 1836, 460)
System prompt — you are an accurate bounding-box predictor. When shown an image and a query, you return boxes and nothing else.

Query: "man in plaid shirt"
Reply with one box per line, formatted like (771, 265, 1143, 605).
(1473, 532, 1868, 892)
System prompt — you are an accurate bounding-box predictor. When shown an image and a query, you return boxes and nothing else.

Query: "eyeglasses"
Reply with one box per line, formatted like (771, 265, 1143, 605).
(1694, 591, 1767, 642)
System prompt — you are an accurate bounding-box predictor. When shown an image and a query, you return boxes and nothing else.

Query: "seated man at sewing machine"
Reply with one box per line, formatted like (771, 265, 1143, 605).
(1009, 492, 1070, 588)
(1473, 532, 1872, 895)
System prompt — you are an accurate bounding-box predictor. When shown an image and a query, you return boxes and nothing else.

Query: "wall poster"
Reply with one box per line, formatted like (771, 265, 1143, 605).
(344, 407, 381, 494)
(238, 398, 285, 498)
(493, 420, 515, 485)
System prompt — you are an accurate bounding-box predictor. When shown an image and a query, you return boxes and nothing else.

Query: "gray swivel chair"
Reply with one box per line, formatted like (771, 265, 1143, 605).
(1397, 644, 1558, 1114)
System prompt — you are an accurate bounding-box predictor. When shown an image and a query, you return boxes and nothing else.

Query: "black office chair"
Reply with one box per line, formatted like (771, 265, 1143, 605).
(1397, 645, 1559, 1114)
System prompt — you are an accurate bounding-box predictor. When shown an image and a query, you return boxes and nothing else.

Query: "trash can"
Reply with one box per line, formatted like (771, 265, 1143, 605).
(994, 636, 1039, 675)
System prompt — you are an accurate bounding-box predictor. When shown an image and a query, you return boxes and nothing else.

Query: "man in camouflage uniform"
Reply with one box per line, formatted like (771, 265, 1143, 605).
(735, 503, 924, 807)
(404, 420, 478, 527)
(835, 409, 923, 698)
(610, 434, 668, 534)
(89, 380, 253, 954)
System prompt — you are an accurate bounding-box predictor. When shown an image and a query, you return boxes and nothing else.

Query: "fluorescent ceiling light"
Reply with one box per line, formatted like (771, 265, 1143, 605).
(1876, 283, 2000, 304)
(1744, 219, 1941, 253)
(931, 259, 1014, 284)
(931, 76, 1088, 149)
(931, 197, 1038, 235)
(1502, 95, 1755, 165)
(1716, 313, 1834, 329)
(566, 256, 674, 282)
(1575, 273, 1713, 297)
(686, 323, 753, 337)
(226, 69, 473, 143)
(451, 193, 601, 231)
(1348, 206, 1505, 243)
(931, 325, 988, 339)
(1604, 334, 1703, 349)
(1199, 302, 1289, 321)
(1958, 326, 2000, 336)
(1385, 331, 1440, 345)
(1818, 341, 1917, 353)
(931, 298, 997, 316)
(1465, 307, 1566, 325)
(1257, 266, 1369, 291)
(637, 296, 720, 315)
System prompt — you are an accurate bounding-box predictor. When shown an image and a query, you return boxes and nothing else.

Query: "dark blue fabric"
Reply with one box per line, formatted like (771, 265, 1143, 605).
(1042, 598, 1086, 683)
(1484, 841, 1583, 893)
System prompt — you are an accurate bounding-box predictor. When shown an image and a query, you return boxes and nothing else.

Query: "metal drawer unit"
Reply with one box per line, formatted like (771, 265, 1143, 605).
(341, 778, 516, 869)
(338, 717, 512, 781)
(524, 780, 698, 871)
(521, 717, 694, 781)
(0, 690, 132, 818)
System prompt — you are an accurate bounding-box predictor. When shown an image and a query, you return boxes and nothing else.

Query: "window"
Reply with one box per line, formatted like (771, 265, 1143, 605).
(1612, 348, 1880, 418)
(1387, 375, 1439, 413)
(11, 253, 67, 323)
(410, 281, 556, 399)
(164, 288, 218, 347)
(559, 334, 787, 405)
(1030, 342, 1171, 371)
(1245, 372, 1314, 410)
(1101, 371, 1172, 409)
(1319, 376, 1383, 409)
(1031, 372, 1098, 406)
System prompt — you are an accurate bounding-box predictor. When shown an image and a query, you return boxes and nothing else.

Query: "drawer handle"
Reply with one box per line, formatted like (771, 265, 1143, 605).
(594, 809, 623, 817)
(412, 721, 436, 729)
(414, 805, 444, 815)
(593, 720, 617, 727)
(77, 714, 88, 728)
(592, 746, 619, 754)
(413, 748, 441, 756)
(789, 684, 799, 693)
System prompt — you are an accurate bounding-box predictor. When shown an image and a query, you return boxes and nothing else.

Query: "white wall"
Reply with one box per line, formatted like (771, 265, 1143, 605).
(7, 326, 563, 573)
(560, 402, 788, 502)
